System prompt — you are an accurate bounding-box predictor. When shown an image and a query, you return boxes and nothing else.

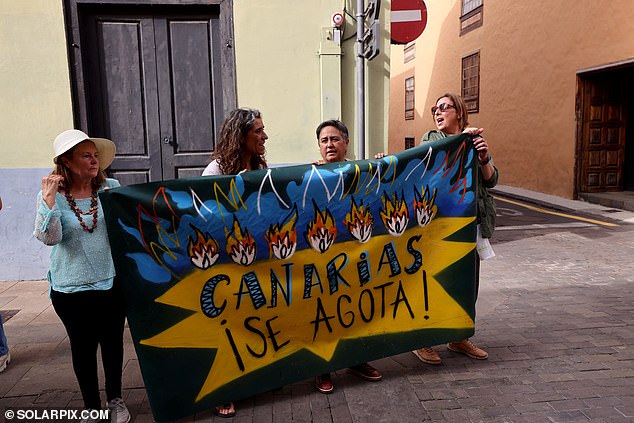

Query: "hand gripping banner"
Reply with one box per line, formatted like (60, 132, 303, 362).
(101, 133, 478, 421)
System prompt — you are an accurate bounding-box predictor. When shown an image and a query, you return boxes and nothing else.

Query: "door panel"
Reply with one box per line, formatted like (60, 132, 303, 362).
(155, 15, 222, 180)
(626, 78, 634, 190)
(99, 21, 148, 153)
(580, 76, 626, 192)
(79, 5, 225, 183)
(170, 20, 215, 151)
(83, 13, 162, 185)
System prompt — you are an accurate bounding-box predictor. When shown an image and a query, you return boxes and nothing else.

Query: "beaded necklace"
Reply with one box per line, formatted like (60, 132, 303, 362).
(65, 190, 99, 233)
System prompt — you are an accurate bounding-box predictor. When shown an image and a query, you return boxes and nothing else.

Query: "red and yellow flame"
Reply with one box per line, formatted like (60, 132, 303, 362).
(306, 205, 337, 253)
(413, 186, 438, 227)
(187, 228, 220, 269)
(380, 193, 409, 236)
(344, 199, 374, 243)
(265, 211, 298, 260)
(225, 218, 257, 266)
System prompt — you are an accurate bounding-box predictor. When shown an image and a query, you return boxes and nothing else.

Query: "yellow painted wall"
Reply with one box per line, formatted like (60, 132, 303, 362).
(234, 0, 390, 162)
(233, 1, 323, 162)
(0, 0, 74, 168)
(0, 1, 389, 169)
(0, 1, 390, 280)
(390, 0, 634, 198)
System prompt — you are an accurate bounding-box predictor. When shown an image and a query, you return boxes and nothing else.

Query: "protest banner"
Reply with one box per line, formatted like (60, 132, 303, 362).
(101, 133, 478, 421)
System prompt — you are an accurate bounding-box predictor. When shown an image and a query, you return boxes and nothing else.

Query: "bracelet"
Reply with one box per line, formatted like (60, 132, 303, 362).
(479, 155, 491, 165)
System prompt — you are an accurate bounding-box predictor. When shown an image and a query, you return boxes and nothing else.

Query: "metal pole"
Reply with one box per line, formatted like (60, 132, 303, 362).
(356, 0, 365, 159)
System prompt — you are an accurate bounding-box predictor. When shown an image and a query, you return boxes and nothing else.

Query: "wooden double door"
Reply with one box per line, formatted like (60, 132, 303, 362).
(578, 68, 634, 193)
(67, 1, 236, 185)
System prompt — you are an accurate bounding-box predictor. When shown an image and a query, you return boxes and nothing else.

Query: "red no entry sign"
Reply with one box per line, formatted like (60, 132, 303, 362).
(391, 0, 427, 44)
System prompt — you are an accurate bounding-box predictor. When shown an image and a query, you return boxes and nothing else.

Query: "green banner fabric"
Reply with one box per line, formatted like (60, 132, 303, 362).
(101, 133, 478, 421)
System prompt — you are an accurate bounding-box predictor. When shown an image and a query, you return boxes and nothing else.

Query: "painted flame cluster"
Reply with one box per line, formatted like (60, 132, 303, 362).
(187, 187, 438, 269)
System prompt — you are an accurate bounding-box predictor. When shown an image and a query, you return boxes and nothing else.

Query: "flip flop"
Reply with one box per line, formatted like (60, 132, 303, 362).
(214, 402, 236, 418)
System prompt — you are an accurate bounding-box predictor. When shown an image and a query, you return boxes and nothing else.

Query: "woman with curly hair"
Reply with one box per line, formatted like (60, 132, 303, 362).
(200, 107, 267, 418)
(202, 107, 268, 176)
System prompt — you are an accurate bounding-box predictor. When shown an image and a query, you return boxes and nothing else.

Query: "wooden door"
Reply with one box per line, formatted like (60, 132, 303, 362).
(69, 1, 235, 184)
(579, 75, 627, 192)
(82, 11, 162, 185)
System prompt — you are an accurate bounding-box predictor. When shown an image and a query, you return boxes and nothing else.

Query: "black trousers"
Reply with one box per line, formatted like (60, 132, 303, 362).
(51, 287, 126, 409)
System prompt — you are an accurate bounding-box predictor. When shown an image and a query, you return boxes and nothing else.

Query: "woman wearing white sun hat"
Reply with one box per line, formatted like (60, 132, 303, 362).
(33, 129, 130, 423)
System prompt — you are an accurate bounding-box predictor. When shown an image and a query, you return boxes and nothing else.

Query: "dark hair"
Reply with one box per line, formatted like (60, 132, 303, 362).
(436, 92, 469, 131)
(212, 107, 267, 174)
(52, 141, 106, 190)
(316, 119, 349, 141)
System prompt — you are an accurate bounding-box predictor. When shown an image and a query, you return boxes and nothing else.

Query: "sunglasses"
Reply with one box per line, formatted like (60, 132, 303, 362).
(431, 103, 456, 115)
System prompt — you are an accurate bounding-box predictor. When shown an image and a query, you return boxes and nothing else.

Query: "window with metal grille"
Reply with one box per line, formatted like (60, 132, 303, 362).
(461, 52, 480, 113)
(405, 137, 415, 149)
(405, 76, 415, 120)
(460, 0, 483, 35)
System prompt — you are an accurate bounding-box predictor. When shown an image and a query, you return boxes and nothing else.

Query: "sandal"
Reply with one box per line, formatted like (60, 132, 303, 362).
(214, 402, 236, 418)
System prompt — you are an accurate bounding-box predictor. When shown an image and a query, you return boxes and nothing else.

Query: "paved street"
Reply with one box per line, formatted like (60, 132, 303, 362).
(2, 187, 634, 422)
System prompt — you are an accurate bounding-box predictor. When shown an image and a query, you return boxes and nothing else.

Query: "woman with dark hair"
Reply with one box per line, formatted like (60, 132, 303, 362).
(202, 107, 268, 176)
(201, 107, 269, 417)
(412, 93, 499, 366)
(33, 129, 129, 423)
(312, 119, 383, 394)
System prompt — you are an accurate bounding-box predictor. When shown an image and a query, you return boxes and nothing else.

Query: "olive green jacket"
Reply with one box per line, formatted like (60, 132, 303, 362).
(420, 130, 499, 238)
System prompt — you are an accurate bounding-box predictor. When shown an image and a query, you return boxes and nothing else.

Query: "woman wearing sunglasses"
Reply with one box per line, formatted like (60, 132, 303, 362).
(412, 92, 499, 366)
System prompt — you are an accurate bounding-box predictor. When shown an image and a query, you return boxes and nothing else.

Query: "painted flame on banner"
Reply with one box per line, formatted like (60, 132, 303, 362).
(414, 185, 438, 228)
(305, 201, 337, 253)
(225, 217, 257, 266)
(380, 192, 409, 236)
(344, 197, 374, 243)
(187, 227, 220, 269)
(265, 206, 298, 260)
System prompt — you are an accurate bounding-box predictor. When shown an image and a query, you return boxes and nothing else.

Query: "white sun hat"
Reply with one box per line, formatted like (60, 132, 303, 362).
(53, 129, 116, 170)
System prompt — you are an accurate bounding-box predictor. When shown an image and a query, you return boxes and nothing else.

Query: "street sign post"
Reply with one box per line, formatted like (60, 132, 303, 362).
(391, 0, 427, 44)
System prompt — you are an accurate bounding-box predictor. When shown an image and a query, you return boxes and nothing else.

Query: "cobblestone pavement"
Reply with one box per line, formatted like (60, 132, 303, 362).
(1, 191, 634, 422)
